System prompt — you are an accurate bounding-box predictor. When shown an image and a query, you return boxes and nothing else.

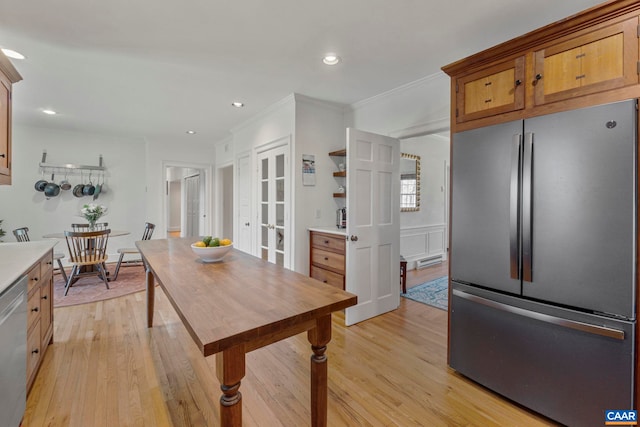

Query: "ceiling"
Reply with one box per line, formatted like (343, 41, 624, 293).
(0, 0, 606, 143)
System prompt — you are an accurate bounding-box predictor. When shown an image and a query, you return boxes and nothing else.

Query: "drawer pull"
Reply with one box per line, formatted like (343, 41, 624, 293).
(324, 240, 330, 244)
(42, 295, 48, 300)
(484, 99, 492, 103)
(47, 261, 53, 265)
(0, 153, 5, 158)
(32, 277, 38, 282)
(323, 280, 328, 283)
(32, 348, 39, 354)
(324, 257, 329, 261)
(31, 307, 39, 313)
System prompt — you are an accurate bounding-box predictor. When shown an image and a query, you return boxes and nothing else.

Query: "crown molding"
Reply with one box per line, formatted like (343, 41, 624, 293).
(349, 71, 446, 112)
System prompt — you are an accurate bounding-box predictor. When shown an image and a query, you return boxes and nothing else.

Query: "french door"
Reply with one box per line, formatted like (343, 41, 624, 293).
(257, 144, 289, 268)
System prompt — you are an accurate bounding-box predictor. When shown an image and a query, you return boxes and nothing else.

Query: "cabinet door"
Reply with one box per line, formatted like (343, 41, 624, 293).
(534, 18, 637, 105)
(456, 57, 525, 123)
(0, 80, 9, 179)
(40, 273, 53, 346)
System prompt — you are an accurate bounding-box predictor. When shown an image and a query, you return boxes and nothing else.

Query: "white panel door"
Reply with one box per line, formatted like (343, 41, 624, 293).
(184, 174, 201, 237)
(236, 154, 252, 254)
(345, 128, 400, 326)
(257, 145, 289, 268)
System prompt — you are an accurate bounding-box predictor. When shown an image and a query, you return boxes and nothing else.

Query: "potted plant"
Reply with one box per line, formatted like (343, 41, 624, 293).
(0, 219, 6, 242)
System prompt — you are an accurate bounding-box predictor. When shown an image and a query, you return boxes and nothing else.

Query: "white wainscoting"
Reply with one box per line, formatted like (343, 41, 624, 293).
(400, 224, 447, 270)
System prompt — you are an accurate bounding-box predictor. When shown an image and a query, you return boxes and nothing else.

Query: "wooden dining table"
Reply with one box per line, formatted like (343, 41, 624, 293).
(137, 238, 357, 427)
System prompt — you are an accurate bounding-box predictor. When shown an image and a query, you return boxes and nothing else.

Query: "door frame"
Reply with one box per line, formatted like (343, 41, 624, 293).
(162, 160, 213, 239)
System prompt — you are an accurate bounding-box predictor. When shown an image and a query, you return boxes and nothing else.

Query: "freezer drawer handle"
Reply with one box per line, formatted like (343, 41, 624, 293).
(452, 289, 625, 340)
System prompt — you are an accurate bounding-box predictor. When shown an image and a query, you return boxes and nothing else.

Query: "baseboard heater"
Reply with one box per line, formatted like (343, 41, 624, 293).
(416, 254, 443, 269)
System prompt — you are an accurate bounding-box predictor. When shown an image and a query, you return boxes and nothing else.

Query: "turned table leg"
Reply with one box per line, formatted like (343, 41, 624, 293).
(308, 314, 332, 427)
(146, 267, 155, 327)
(216, 345, 246, 427)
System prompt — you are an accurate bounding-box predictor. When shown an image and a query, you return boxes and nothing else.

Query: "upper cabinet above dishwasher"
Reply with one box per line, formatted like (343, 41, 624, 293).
(0, 50, 23, 186)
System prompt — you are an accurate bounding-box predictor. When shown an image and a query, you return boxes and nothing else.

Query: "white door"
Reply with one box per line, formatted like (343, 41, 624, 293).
(236, 154, 252, 253)
(257, 145, 289, 268)
(345, 128, 400, 326)
(184, 174, 201, 237)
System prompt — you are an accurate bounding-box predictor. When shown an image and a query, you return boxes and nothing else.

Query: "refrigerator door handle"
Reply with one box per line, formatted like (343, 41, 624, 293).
(522, 133, 533, 282)
(452, 289, 625, 340)
(509, 134, 522, 280)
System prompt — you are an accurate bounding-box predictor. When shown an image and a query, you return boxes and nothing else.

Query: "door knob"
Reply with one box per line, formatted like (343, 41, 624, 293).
(245, 222, 250, 227)
(350, 235, 358, 241)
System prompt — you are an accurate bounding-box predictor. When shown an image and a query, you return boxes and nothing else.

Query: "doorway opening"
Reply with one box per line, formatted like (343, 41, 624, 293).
(164, 163, 211, 238)
(216, 164, 234, 241)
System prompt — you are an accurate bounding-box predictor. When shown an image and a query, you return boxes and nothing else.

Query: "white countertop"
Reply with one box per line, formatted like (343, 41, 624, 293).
(0, 241, 57, 295)
(308, 226, 348, 237)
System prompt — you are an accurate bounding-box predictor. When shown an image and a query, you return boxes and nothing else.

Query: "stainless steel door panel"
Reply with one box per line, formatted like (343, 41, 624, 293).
(450, 282, 635, 426)
(525, 100, 636, 319)
(0, 275, 27, 427)
(451, 120, 522, 294)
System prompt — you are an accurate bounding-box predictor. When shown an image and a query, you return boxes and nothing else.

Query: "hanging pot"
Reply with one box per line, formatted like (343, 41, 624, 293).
(83, 171, 95, 196)
(44, 174, 60, 198)
(59, 171, 72, 190)
(73, 184, 85, 198)
(34, 179, 48, 192)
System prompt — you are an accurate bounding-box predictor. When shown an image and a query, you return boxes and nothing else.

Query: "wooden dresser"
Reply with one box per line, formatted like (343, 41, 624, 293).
(309, 230, 346, 290)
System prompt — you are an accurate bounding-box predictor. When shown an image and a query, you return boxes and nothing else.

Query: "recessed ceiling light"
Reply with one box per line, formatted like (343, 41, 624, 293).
(186, 130, 196, 135)
(42, 109, 57, 115)
(231, 102, 244, 108)
(322, 54, 340, 65)
(1, 48, 25, 60)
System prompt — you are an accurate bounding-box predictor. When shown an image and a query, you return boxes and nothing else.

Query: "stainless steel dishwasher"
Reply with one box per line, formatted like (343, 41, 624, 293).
(0, 275, 28, 427)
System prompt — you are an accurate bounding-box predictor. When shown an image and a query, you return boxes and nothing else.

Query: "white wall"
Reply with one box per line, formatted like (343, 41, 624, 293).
(0, 125, 147, 260)
(293, 95, 346, 274)
(346, 72, 450, 137)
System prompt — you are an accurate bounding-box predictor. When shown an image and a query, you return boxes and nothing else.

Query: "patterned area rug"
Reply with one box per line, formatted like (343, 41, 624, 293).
(402, 276, 448, 310)
(53, 264, 147, 308)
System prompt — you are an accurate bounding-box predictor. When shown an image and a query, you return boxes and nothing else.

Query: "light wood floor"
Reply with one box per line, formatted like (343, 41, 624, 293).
(24, 261, 557, 426)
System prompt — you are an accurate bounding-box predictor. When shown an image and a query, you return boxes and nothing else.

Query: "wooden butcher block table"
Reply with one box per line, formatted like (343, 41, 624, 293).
(137, 238, 357, 427)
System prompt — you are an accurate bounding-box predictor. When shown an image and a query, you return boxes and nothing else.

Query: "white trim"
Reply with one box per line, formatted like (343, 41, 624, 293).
(231, 94, 295, 134)
(390, 117, 450, 139)
(349, 71, 446, 111)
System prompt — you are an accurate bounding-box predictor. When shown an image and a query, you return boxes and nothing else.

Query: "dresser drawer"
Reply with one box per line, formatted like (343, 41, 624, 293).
(311, 248, 345, 273)
(27, 287, 41, 333)
(311, 233, 345, 253)
(26, 263, 41, 294)
(40, 252, 54, 278)
(310, 266, 344, 290)
(27, 320, 41, 383)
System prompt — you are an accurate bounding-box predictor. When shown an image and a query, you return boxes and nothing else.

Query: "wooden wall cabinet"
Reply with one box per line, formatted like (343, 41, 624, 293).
(456, 57, 525, 123)
(0, 52, 22, 185)
(443, 1, 640, 133)
(533, 17, 638, 106)
(26, 251, 54, 392)
(309, 230, 346, 290)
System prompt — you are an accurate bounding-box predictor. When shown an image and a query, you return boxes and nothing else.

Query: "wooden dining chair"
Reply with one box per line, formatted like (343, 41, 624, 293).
(71, 222, 109, 231)
(63, 229, 111, 296)
(112, 222, 155, 280)
(13, 227, 68, 284)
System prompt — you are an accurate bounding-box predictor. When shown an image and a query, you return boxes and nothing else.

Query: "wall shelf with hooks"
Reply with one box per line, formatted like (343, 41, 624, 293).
(38, 151, 106, 172)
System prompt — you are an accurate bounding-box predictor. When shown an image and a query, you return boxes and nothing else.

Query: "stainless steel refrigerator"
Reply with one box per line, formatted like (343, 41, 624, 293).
(450, 99, 636, 426)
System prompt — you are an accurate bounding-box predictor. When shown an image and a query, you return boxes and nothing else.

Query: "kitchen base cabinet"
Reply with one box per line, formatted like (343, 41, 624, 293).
(309, 230, 346, 290)
(26, 250, 54, 392)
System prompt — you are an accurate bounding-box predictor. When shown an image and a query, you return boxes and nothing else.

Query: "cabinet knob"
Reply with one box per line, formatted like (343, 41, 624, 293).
(31, 307, 39, 312)
(32, 277, 38, 282)
(42, 295, 48, 300)
(324, 240, 330, 244)
(535, 74, 543, 80)
(0, 153, 5, 158)
(245, 222, 250, 227)
(515, 79, 522, 86)
(350, 235, 358, 242)
(324, 257, 329, 261)
(32, 348, 39, 354)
